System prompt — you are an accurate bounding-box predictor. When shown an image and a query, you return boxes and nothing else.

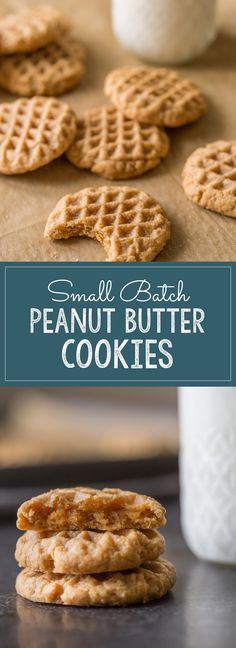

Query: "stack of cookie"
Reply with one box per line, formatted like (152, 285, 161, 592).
(15, 486, 176, 606)
(0, 4, 86, 97)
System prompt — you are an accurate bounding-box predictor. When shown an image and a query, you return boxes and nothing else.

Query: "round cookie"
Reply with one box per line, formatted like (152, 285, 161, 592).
(15, 529, 165, 574)
(17, 486, 167, 531)
(0, 5, 70, 55)
(0, 97, 77, 174)
(0, 39, 86, 97)
(66, 105, 169, 179)
(182, 140, 236, 218)
(44, 186, 171, 262)
(104, 65, 206, 127)
(16, 559, 176, 606)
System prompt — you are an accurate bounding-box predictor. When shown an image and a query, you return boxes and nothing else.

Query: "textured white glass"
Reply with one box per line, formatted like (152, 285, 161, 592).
(112, 0, 217, 64)
(179, 387, 236, 564)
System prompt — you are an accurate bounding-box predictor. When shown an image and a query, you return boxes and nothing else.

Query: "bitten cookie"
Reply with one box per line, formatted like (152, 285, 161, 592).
(0, 39, 86, 97)
(15, 529, 165, 574)
(0, 5, 70, 55)
(66, 105, 169, 179)
(104, 65, 206, 127)
(0, 97, 77, 174)
(16, 558, 176, 606)
(17, 486, 166, 531)
(182, 140, 236, 218)
(44, 186, 171, 262)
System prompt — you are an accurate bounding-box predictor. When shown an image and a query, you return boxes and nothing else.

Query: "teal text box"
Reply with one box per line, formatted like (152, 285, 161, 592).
(0, 262, 234, 386)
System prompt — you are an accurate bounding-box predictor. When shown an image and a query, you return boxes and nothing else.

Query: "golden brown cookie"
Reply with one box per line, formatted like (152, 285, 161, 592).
(17, 487, 166, 531)
(66, 105, 169, 179)
(0, 97, 77, 174)
(15, 529, 165, 574)
(44, 186, 171, 262)
(16, 558, 176, 606)
(0, 39, 86, 97)
(182, 140, 236, 218)
(104, 65, 206, 127)
(0, 5, 70, 55)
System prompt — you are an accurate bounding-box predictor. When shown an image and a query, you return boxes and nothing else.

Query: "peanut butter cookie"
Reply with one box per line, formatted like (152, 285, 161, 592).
(17, 487, 166, 531)
(44, 186, 171, 262)
(0, 97, 77, 174)
(16, 558, 176, 606)
(104, 65, 206, 127)
(0, 5, 70, 55)
(182, 140, 236, 218)
(0, 39, 86, 97)
(66, 105, 169, 179)
(15, 529, 165, 574)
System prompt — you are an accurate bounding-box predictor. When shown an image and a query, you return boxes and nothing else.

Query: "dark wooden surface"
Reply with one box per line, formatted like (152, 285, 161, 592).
(1, 496, 236, 648)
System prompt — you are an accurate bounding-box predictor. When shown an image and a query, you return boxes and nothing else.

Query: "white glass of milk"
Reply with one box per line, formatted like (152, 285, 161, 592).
(179, 387, 236, 564)
(112, 0, 217, 64)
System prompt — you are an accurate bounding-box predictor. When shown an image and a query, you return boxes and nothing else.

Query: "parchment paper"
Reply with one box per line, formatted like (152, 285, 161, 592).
(0, 0, 235, 261)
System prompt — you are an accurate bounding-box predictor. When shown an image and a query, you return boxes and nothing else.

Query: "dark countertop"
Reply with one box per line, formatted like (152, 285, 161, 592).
(1, 498, 236, 648)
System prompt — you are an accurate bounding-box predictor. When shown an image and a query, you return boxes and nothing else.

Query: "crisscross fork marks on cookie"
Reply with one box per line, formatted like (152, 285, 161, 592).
(0, 39, 86, 96)
(66, 106, 169, 179)
(44, 186, 171, 262)
(0, 5, 70, 54)
(15, 528, 165, 574)
(196, 146, 236, 192)
(105, 66, 206, 127)
(0, 97, 77, 174)
(182, 141, 236, 218)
